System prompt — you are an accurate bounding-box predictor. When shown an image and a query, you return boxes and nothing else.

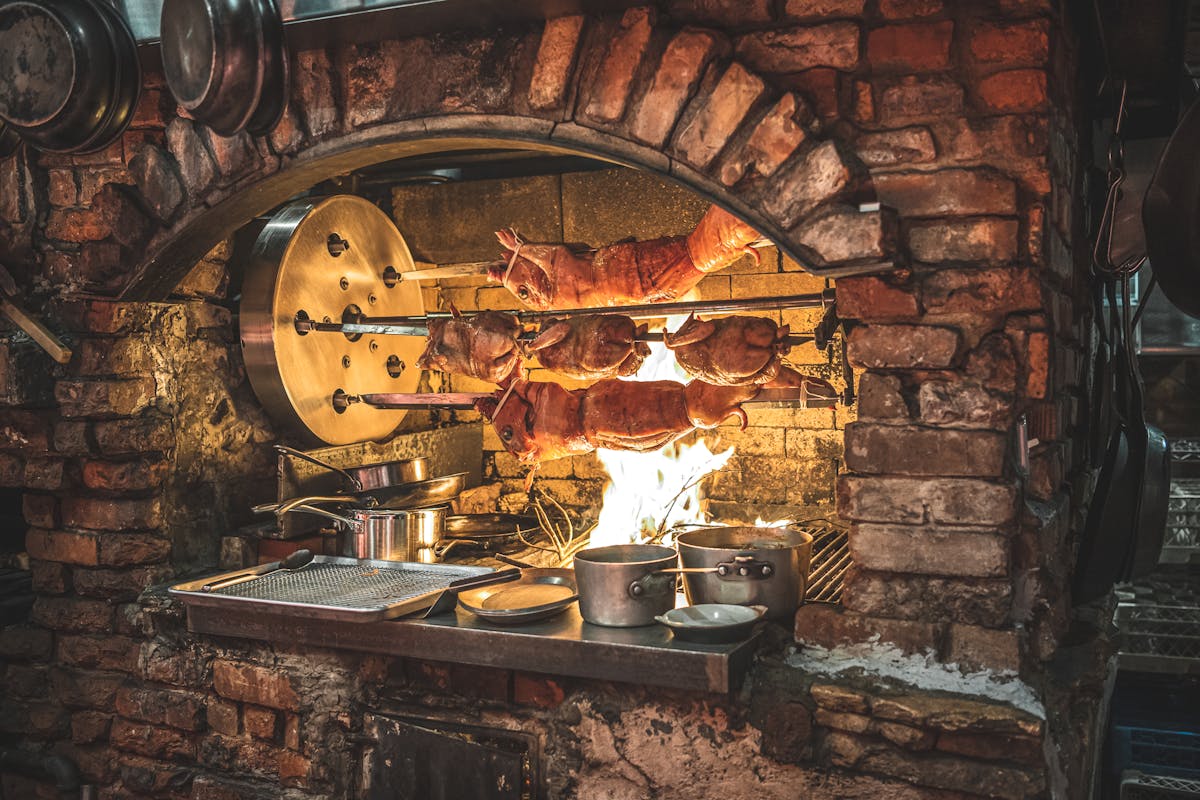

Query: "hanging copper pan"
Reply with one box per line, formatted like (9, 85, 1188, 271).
(160, 0, 288, 137)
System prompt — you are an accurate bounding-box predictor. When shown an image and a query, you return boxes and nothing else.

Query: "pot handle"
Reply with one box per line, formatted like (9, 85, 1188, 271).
(628, 571, 680, 598)
(253, 494, 377, 515)
(431, 539, 477, 560)
(256, 502, 357, 528)
(274, 444, 363, 492)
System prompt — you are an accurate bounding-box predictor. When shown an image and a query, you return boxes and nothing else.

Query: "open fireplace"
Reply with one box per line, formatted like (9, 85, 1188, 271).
(0, 0, 1154, 797)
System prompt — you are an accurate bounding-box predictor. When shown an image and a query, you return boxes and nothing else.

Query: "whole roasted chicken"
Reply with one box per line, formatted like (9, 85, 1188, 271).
(663, 313, 833, 398)
(476, 377, 759, 466)
(416, 309, 522, 384)
(491, 204, 760, 310)
(524, 315, 651, 381)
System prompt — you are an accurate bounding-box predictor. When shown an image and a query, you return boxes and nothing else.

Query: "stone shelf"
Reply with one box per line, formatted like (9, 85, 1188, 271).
(184, 602, 761, 694)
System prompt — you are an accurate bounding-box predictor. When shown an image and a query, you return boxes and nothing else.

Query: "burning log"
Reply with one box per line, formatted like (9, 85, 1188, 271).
(490, 204, 760, 310)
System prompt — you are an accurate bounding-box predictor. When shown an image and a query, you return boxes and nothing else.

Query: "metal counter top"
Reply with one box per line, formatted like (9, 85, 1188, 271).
(184, 601, 761, 693)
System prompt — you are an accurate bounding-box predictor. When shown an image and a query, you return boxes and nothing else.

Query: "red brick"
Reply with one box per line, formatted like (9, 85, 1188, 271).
(110, 717, 195, 760)
(44, 207, 112, 242)
(513, 674, 566, 708)
(212, 660, 300, 711)
(71, 710, 113, 744)
(874, 169, 1017, 217)
(843, 423, 1007, 477)
(847, 325, 960, 369)
(61, 496, 162, 531)
(850, 523, 1010, 577)
(48, 169, 78, 206)
(856, 126, 937, 167)
(841, 569, 1013, 627)
(0, 452, 23, 486)
(279, 750, 311, 786)
(794, 604, 939, 654)
(977, 69, 1047, 113)
(966, 333, 1018, 392)
(98, 533, 171, 566)
(243, 704, 278, 740)
(908, 218, 1019, 263)
(32, 597, 112, 633)
(762, 139, 857, 228)
(736, 23, 861, 73)
(673, 62, 765, 170)
(936, 731, 1043, 764)
(838, 475, 1018, 526)
(92, 417, 174, 455)
(720, 93, 810, 186)
(856, 373, 907, 420)
(970, 20, 1049, 65)
(23, 457, 64, 490)
(878, 76, 963, 122)
(784, 68, 840, 118)
(923, 267, 1042, 319)
(783, 0, 865, 17)
(23, 494, 59, 528)
(0, 409, 52, 451)
(1025, 331, 1050, 399)
(49, 667, 125, 711)
(58, 634, 140, 672)
(630, 30, 721, 147)
(30, 560, 71, 594)
(207, 698, 240, 736)
(26, 528, 99, 566)
(944, 624, 1021, 671)
(116, 686, 206, 731)
(73, 565, 172, 600)
(669, 0, 771, 25)
(55, 378, 157, 417)
(918, 379, 1011, 429)
(794, 206, 895, 266)
(0, 626, 54, 660)
(73, 338, 154, 377)
(284, 713, 301, 750)
(81, 458, 169, 491)
(836, 276, 918, 320)
(529, 16, 585, 111)
(868, 21, 954, 72)
(879, 0, 943, 17)
(53, 421, 91, 456)
(581, 7, 654, 123)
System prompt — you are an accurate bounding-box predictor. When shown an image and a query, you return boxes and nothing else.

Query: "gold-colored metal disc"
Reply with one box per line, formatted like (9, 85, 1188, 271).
(240, 195, 424, 444)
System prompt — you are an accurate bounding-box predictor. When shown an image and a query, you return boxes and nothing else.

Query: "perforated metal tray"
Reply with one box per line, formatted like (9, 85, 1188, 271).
(169, 556, 495, 622)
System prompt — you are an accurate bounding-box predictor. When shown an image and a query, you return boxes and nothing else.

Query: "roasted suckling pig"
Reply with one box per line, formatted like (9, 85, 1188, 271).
(475, 377, 759, 466)
(491, 205, 760, 310)
(524, 315, 651, 381)
(416, 309, 522, 384)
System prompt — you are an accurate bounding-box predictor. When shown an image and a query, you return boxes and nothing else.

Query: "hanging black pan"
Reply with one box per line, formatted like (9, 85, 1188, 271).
(1143, 98, 1200, 319)
(0, 0, 140, 154)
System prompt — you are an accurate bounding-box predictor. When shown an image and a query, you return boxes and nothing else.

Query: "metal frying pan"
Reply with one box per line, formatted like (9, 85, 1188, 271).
(258, 472, 468, 515)
(1144, 98, 1200, 319)
(275, 444, 427, 492)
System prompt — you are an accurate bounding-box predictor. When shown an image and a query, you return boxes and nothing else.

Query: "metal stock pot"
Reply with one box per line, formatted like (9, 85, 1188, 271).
(676, 526, 812, 620)
(277, 504, 459, 563)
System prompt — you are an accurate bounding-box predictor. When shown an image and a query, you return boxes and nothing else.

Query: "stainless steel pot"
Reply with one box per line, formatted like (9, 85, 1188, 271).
(275, 445, 427, 492)
(573, 544, 678, 627)
(676, 526, 812, 620)
(283, 504, 459, 563)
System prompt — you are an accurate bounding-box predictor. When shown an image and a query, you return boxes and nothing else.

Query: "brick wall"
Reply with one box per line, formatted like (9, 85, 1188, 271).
(0, 1, 1103, 797)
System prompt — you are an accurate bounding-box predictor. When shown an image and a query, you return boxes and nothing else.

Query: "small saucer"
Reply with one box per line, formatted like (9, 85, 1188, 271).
(655, 604, 767, 643)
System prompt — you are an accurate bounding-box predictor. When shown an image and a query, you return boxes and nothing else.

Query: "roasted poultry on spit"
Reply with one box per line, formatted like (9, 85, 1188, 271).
(664, 313, 817, 388)
(525, 315, 651, 380)
(475, 377, 761, 467)
(491, 204, 760, 310)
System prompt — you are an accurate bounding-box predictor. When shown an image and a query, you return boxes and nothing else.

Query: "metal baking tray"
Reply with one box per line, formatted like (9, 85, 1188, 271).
(169, 556, 495, 623)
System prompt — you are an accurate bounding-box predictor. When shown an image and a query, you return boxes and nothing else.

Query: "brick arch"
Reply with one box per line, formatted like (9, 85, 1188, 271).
(101, 7, 895, 300)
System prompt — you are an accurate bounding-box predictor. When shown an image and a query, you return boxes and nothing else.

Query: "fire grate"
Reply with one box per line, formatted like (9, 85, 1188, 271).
(1115, 577, 1200, 673)
(1121, 770, 1200, 799)
(1165, 480, 1200, 564)
(800, 521, 850, 604)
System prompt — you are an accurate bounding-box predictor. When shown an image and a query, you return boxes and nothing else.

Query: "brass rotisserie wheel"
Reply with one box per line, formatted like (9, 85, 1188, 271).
(240, 195, 424, 444)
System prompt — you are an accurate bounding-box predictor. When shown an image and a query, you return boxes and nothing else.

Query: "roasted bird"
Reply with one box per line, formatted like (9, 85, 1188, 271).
(491, 204, 760, 310)
(663, 313, 833, 398)
(476, 377, 759, 466)
(525, 315, 651, 381)
(416, 309, 522, 384)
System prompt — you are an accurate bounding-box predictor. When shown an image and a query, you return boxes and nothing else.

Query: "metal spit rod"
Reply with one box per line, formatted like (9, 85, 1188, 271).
(333, 386, 841, 411)
(293, 290, 836, 337)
